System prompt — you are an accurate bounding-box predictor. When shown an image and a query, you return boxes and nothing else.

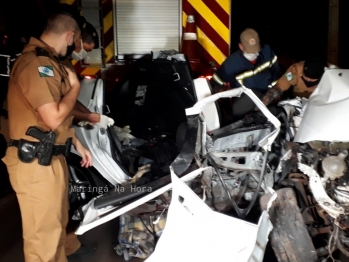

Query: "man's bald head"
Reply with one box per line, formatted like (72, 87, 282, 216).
(44, 13, 80, 36)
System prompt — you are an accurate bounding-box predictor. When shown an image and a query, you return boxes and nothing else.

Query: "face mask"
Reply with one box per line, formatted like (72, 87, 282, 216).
(301, 76, 320, 88)
(243, 52, 259, 61)
(71, 40, 88, 61)
(59, 41, 76, 60)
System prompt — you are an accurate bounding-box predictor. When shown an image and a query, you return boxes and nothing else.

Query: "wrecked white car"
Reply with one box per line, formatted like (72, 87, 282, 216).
(66, 52, 282, 261)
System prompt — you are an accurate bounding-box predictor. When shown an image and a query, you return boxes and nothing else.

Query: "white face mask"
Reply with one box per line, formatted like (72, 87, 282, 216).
(243, 52, 259, 61)
(72, 40, 88, 60)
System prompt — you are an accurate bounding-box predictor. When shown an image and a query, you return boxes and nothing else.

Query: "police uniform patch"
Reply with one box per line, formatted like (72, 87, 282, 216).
(38, 66, 54, 77)
(285, 72, 294, 81)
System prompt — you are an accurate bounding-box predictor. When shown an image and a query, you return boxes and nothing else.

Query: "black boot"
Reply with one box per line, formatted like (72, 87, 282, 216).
(67, 244, 97, 259)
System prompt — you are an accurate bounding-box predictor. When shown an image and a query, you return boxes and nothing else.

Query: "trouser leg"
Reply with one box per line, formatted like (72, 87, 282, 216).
(64, 232, 81, 256)
(4, 147, 69, 262)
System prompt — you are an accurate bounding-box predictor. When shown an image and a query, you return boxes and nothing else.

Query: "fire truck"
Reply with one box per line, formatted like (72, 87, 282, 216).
(60, 0, 231, 92)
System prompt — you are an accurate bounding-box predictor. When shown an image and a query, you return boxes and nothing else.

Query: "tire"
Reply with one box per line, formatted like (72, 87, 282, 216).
(260, 188, 320, 262)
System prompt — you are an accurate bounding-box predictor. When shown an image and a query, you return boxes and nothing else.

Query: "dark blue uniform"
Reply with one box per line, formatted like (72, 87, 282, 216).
(213, 44, 279, 93)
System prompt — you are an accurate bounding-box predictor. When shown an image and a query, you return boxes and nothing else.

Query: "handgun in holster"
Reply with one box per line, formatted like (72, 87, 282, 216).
(13, 126, 72, 166)
(25, 126, 57, 166)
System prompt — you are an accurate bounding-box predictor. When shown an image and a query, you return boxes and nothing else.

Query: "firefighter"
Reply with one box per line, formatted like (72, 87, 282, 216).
(211, 28, 279, 122)
(71, 18, 99, 61)
(59, 17, 99, 67)
(2, 12, 93, 262)
(261, 56, 332, 106)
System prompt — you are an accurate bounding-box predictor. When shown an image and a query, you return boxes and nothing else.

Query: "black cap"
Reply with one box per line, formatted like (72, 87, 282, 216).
(82, 21, 99, 49)
(303, 57, 326, 79)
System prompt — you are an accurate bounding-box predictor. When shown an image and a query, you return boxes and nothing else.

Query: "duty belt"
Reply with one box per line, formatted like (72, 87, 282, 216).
(9, 139, 68, 156)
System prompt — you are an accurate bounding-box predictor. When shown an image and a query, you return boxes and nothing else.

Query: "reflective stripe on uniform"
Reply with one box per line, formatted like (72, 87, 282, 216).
(271, 55, 277, 65)
(213, 73, 225, 85)
(236, 55, 278, 85)
(268, 80, 277, 88)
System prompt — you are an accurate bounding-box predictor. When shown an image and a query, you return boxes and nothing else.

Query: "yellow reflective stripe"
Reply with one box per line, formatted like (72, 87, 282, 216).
(213, 73, 225, 85)
(271, 55, 277, 65)
(236, 70, 254, 80)
(253, 61, 272, 74)
(235, 56, 278, 86)
(268, 80, 277, 88)
(236, 60, 272, 80)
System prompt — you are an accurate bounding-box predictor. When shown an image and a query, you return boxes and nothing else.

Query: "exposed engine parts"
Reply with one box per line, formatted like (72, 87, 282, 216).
(276, 143, 349, 260)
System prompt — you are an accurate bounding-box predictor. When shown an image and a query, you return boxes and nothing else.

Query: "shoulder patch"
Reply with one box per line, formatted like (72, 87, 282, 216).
(35, 47, 50, 57)
(285, 72, 294, 81)
(38, 66, 54, 77)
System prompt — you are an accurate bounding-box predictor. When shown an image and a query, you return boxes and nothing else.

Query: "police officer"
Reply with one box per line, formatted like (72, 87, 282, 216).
(261, 56, 333, 106)
(54, 4, 107, 127)
(2, 12, 92, 262)
(212, 28, 279, 122)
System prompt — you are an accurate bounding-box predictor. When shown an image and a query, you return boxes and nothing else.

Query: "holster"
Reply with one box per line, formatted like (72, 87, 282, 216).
(36, 140, 55, 166)
(63, 137, 72, 158)
(10, 137, 72, 166)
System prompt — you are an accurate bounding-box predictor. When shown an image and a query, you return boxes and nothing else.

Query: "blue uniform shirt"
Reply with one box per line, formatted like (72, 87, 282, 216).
(213, 44, 279, 93)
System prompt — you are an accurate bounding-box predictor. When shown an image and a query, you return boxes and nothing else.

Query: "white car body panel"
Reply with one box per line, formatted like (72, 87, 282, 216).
(192, 78, 220, 132)
(73, 78, 130, 185)
(75, 167, 211, 235)
(146, 171, 276, 262)
(295, 69, 349, 143)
